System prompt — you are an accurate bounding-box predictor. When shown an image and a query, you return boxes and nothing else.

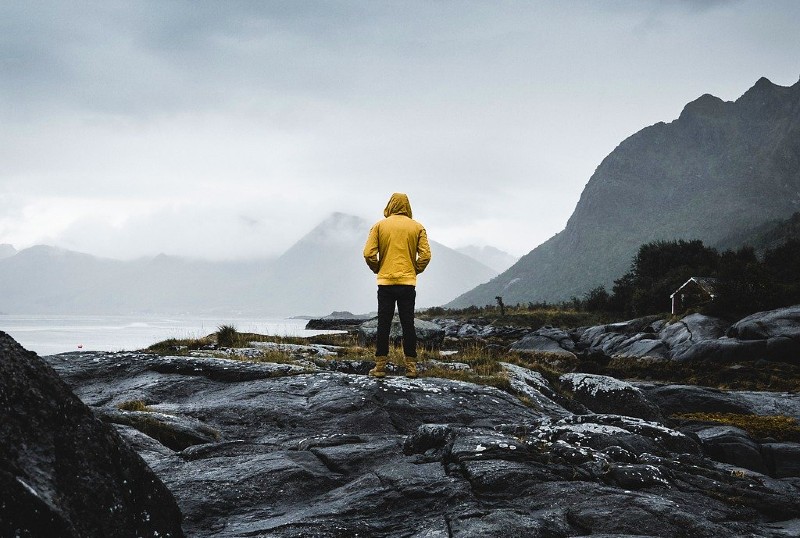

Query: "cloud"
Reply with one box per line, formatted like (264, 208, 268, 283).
(1, 0, 799, 260)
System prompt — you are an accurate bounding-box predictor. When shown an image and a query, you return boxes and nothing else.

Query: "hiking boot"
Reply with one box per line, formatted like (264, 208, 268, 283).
(369, 357, 387, 378)
(404, 358, 418, 379)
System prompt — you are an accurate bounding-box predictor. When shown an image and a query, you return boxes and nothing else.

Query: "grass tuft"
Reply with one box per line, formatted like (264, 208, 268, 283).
(117, 399, 152, 412)
(217, 324, 239, 347)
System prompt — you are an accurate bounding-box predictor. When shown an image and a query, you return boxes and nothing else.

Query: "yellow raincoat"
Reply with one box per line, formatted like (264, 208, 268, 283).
(363, 193, 431, 286)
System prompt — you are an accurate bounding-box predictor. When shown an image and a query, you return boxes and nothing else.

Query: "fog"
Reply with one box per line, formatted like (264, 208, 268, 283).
(1, 1, 798, 260)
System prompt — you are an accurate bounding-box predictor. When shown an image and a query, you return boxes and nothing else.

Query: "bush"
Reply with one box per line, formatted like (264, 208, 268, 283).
(217, 324, 239, 347)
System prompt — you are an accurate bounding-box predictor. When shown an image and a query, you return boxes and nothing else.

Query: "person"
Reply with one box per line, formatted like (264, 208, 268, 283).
(363, 193, 431, 378)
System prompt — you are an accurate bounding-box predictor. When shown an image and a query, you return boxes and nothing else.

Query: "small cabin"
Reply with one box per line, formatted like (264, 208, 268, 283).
(670, 277, 719, 315)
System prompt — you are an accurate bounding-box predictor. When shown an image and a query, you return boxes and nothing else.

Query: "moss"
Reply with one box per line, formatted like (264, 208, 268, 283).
(672, 412, 800, 442)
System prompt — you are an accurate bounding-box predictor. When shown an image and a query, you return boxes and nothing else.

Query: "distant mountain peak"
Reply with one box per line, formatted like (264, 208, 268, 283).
(679, 93, 728, 119)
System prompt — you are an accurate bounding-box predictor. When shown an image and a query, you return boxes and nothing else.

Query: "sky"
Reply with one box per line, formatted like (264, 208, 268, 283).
(1, 1, 799, 261)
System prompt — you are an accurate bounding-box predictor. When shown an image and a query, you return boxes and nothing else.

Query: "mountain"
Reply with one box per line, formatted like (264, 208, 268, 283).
(0, 246, 268, 314)
(0, 213, 495, 316)
(248, 212, 497, 316)
(449, 76, 800, 308)
(455, 245, 518, 273)
(716, 211, 800, 254)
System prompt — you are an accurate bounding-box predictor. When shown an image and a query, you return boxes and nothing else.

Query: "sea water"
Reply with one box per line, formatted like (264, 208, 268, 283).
(0, 315, 337, 356)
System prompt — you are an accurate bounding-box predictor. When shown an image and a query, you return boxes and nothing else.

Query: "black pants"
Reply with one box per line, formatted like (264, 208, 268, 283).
(376, 285, 416, 358)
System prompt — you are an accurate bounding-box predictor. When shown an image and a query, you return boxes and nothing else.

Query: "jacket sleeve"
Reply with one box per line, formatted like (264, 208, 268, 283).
(414, 227, 431, 274)
(363, 224, 380, 273)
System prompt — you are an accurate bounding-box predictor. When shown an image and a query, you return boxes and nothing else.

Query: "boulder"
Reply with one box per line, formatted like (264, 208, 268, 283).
(510, 326, 577, 359)
(685, 424, 769, 475)
(660, 313, 729, 359)
(641, 384, 754, 415)
(358, 317, 445, 350)
(729, 305, 800, 341)
(761, 442, 800, 478)
(559, 373, 664, 422)
(0, 332, 183, 538)
(670, 336, 767, 362)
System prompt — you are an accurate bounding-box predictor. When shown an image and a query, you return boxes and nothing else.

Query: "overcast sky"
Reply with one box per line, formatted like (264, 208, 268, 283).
(1, 1, 798, 260)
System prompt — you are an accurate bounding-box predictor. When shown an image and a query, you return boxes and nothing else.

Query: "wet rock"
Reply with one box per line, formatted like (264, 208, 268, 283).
(510, 326, 578, 360)
(729, 305, 800, 341)
(641, 384, 755, 415)
(688, 424, 769, 474)
(0, 332, 183, 538)
(358, 317, 445, 350)
(42, 348, 800, 537)
(97, 408, 222, 451)
(501, 362, 577, 418)
(559, 373, 664, 422)
(761, 442, 800, 478)
(659, 313, 729, 359)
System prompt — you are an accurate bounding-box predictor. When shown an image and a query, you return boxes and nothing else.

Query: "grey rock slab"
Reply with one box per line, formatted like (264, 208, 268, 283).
(641, 384, 755, 415)
(357, 317, 445, 350)
(501, 362, 574, 418)
(730, 305, 800, 341)
(39, 347, 800, 537)
(659, 313, 730, 359)
(560, 373, 664, 422)
(510, 326, 577, 357)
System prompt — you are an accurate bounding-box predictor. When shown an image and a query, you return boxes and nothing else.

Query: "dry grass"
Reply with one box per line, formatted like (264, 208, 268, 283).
(117, 400, 153, 412)
(672, 412, 800, 442)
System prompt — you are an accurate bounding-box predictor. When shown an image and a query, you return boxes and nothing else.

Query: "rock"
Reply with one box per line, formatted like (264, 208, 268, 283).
(671, 337, 768, 362)
(730, 305, 800, 341)
(762, 442, 800, 478)
(0, 332, 183, 538)
(304, 317, 366, 331)
(510, 326, 578, 360)
(42, 347, 800, 537)
(559, 373, 664, 422)
(641, 384, 755, 415)
(358, 317, 445, 350)
(659, 313, 730, 358)
(96, 408, 222, 451)
(500, 362, 578, 418)
(685, 424, 769, 475)
(576, 316, 668, 359)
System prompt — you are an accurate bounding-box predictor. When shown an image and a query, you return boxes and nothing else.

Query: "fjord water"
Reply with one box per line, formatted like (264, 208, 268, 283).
(0, 315, 332, 356)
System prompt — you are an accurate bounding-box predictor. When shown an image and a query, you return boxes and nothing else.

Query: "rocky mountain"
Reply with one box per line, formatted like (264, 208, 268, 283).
(449, 77, 800, 307)
(247, 212, 497, 315)
(455, 244, 518, 273)
(0, 213, 495, 316)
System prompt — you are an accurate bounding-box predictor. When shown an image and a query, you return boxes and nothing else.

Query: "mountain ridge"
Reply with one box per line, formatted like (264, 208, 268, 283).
(0, 213, 496, 316)
(449, 76, 800, 307)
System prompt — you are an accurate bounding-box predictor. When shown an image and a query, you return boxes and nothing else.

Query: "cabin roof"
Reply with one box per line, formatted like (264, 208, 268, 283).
(670, 277, 720, 299)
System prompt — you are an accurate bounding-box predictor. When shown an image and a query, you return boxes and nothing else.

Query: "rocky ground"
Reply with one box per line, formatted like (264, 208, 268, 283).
(4, 305, 800, 537)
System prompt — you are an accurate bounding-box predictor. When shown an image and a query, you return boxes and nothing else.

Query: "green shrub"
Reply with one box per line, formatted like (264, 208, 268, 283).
(217, 324, 239, 347)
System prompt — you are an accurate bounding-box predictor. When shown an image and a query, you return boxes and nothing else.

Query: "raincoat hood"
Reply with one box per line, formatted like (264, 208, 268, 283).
(384, 193, 412, 218)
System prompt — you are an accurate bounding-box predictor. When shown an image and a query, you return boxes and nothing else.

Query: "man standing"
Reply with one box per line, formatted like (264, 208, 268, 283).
(363, 193, 431, 378)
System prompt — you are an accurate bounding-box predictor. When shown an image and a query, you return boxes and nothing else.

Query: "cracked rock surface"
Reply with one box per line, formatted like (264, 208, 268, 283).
(40, 346, 800, 537)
